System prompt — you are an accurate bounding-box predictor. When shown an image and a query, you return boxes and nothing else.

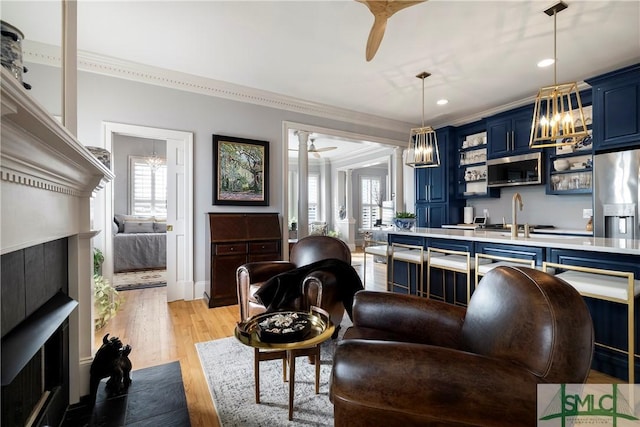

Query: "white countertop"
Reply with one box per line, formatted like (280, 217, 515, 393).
(389, 227, 640, 256)
(442, 224, 593, 236)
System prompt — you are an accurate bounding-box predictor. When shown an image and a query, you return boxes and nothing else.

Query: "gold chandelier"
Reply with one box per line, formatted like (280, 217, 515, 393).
(530, 1, 589, 149)
(406, 72, 440, 168)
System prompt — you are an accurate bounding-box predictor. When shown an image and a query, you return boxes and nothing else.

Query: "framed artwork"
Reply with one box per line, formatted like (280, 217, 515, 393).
(212, 134, 269, 206)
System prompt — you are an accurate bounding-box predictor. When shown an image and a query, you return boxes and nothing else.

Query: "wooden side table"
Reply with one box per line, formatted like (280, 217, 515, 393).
(235, 307, 335, 420)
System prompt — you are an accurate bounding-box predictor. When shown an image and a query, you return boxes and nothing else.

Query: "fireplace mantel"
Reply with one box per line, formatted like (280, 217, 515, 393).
(1, 67, 113, 412)
(1, 68, 113, 254)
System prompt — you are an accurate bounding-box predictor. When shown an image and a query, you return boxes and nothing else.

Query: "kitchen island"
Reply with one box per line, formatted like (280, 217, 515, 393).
(390, 226, 640, 255)
(385, 227, 640, 382)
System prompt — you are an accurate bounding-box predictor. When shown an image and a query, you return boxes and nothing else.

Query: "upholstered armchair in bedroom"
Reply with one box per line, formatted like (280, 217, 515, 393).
(330, 266, 594, 426)
(236, 235, 356, 328)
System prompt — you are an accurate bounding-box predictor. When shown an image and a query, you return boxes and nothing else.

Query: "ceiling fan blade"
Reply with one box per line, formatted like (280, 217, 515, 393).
(366, 15, 388, 62)
(314, 146, 338, 152)
(358, 0, 428, 61)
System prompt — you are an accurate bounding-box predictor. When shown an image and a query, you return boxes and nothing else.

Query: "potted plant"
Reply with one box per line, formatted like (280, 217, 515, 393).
(94, 274, 123, 331)
(93, 247, 122, 330)
(394, 212, 417, 230)
(94, 248, 104, 275)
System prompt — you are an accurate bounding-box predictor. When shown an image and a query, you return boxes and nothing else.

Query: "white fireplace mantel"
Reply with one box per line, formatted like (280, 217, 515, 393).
(1, 67, 113, 404)
(1, 68, 113, 254)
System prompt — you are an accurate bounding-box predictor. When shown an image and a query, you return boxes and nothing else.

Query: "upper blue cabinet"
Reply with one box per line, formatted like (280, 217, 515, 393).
(486, 104, 535, 159)
(586, 63, 640, 152)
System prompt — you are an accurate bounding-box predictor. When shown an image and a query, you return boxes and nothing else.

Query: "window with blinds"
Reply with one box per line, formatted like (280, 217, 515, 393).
(308, 174, 319, 222)
(360, 176, 381, 229)
(130, 156, 167, 218)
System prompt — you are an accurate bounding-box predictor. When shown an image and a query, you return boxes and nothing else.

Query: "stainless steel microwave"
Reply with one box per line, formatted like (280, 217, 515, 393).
(487, 152, 543, 187)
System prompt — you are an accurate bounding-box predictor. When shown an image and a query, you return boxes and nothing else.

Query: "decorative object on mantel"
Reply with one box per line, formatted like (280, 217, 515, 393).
(406, 71, 440, 168)
(0, 20, 31, 90)
(86, 146, 111, 169)
(394, 211, 417, 230)
(529, 1, 589, 149)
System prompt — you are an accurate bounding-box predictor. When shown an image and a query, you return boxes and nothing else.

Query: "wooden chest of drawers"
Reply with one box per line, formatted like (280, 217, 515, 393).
(207, 213, 281, 308)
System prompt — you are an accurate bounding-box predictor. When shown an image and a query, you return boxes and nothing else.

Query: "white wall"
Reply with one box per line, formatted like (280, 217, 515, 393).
(468, 185, 592, 230)
(25, 63, 409, 285)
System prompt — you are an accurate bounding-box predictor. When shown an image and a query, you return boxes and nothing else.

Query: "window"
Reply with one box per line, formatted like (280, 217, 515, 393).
(129, 156, 167, 218)
(360, 176, 381, 228)
(308, 174, 319, 222)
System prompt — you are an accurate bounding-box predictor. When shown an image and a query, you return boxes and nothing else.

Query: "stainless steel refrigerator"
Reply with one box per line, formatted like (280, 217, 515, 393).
(593, 148, 640, 238)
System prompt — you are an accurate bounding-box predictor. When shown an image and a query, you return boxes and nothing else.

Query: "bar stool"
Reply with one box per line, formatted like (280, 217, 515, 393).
(475, 253, 535, 287)
(544, 261, 640, 384)
(389, 243, 427, 295)
(363, 244, 390, 288)
(427, 248, 491, 305)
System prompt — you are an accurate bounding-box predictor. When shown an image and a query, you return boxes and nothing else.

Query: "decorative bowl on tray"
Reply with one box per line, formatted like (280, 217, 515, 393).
(256, 312, 312, 343)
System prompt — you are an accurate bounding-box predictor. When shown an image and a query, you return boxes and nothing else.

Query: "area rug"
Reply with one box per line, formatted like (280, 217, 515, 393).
(196, 320, 350, 426)
(113, 269, 167, 291)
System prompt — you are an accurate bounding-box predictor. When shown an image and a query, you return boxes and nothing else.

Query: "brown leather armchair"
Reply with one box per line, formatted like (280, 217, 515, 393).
(236, 235, 352, 327)
(330, 266, 594, 426)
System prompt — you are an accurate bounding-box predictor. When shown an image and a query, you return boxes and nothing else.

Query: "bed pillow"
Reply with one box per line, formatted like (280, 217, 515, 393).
(153, 222, 167, 233)
(123, 220, 155, 234)
(115, 214, 154, 232)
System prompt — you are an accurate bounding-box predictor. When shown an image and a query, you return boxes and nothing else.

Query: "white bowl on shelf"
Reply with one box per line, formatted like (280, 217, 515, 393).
(553, 159, 570, 171)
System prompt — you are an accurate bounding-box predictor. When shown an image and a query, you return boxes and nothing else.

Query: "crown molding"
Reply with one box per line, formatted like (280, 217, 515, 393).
(23, 41, 413, 135)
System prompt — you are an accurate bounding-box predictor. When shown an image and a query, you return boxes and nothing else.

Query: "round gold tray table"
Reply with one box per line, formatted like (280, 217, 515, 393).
(235, 306, 335, 420)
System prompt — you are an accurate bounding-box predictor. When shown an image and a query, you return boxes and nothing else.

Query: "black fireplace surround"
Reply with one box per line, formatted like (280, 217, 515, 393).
(1, 238, 77, 427)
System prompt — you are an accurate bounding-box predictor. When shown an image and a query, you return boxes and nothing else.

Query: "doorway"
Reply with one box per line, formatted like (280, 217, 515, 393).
(282, 121, 407, 255)
(102, 122, 194, 302)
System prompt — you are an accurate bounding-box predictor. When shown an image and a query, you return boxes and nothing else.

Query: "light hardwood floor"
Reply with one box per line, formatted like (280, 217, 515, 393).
(94, 249, 619, 427)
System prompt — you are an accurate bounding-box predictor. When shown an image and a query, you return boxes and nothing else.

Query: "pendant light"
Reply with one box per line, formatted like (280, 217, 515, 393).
(529, 1, 589, 149)
(146, 141, 165, 170)
(406, 71, 440, 168)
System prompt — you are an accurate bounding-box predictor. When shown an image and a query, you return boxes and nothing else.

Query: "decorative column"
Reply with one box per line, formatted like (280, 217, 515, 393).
(296, 131, 310, 239)
(394, 146, 404, 213)
(344, 169, 356, 250)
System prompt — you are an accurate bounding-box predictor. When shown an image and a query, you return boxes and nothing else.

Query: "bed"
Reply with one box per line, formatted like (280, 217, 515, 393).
(113, 215, 167, 273)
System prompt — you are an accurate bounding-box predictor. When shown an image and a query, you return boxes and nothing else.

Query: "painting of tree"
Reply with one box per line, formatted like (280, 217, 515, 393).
(213, 135, 269, 205)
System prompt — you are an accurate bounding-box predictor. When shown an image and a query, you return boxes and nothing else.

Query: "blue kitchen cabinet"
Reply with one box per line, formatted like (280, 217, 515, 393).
(415, 128, 450, 203)
(414, 127, 464, 226)
(486, 105, 535, 159)
(415, 202, 447, 228)
(586, 63, 640, 152)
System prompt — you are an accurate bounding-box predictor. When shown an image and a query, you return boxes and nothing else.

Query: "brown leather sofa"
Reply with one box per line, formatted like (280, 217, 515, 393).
(236, 235, 352, 327)
(330, 266, 594, 426)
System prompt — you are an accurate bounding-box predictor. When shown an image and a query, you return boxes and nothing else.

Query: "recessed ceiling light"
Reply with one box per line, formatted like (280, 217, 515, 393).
(436, 99, 448, 106)
(537, 58, 555, 68)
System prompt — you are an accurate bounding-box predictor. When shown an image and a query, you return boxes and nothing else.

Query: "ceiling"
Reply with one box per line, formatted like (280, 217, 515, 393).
(3, 1, 640, 159)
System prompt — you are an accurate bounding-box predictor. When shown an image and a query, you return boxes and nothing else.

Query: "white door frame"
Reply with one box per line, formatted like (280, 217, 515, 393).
(102, 122, 194, 301)
(281, 121, 405, 256)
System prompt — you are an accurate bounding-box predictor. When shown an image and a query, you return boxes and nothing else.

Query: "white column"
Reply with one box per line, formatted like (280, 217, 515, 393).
(346, 169, 354, 221)
(296, 131, 309, 239)
(394, 147, 404, 214)
(62, 0, 77, 136)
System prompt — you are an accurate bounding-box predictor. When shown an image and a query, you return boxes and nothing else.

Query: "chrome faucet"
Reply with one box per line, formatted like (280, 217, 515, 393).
(511, 192, 523, 237)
